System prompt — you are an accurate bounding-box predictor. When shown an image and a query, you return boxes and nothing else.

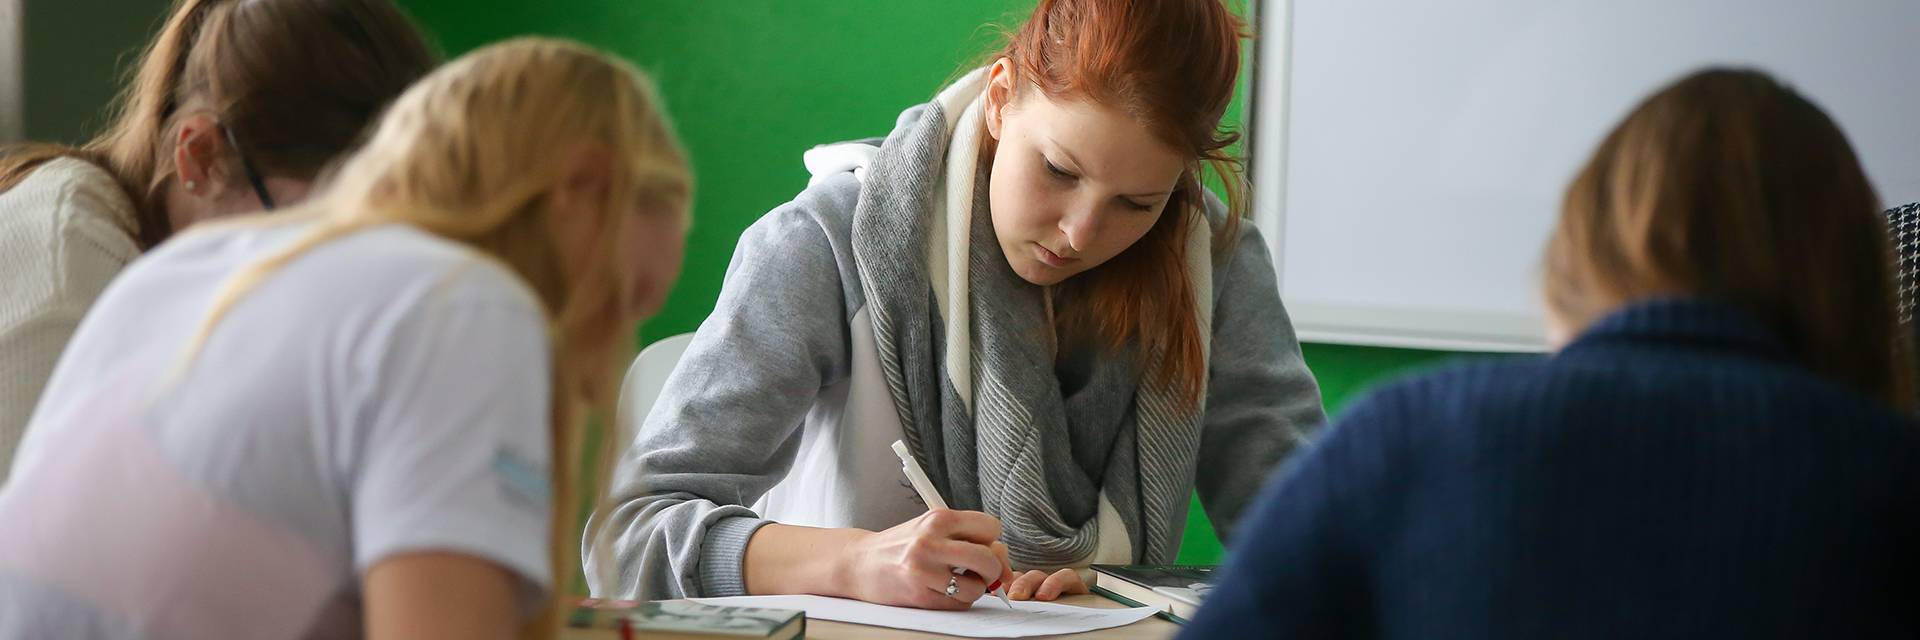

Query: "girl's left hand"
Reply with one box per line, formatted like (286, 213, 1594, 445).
(1005, 568, 1088, 601)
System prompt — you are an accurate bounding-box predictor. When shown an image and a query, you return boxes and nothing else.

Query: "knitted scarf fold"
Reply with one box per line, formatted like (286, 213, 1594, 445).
(848, 69, 1214, 566)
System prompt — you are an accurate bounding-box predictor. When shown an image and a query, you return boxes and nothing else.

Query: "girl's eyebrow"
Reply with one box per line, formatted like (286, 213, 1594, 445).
(1046, 135, 1172, 199)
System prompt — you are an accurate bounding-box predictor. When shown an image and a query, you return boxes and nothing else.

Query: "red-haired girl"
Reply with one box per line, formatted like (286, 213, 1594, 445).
(589, 0, 1325, 609)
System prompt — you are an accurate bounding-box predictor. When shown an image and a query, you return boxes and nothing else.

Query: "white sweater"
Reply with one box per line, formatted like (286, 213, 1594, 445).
(0, 158, 140, 482)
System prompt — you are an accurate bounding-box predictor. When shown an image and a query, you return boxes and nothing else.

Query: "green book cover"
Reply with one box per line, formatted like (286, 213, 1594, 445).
(1091, 564, 1216, 624)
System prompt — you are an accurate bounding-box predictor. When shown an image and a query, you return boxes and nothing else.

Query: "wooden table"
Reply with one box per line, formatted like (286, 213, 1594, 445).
(789, 594, 1177, 640)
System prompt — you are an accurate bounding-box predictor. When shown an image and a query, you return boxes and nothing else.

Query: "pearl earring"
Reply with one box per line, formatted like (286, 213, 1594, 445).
(184, 180, 197, 191)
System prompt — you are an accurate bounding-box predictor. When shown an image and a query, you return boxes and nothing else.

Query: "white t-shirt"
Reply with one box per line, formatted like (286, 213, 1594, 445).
(0, 220, 555, 639)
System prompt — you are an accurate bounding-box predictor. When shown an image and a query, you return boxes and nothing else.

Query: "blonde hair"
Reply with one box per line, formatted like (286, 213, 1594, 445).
(181, 38, 692, 638)
(0, 0, 433, 247)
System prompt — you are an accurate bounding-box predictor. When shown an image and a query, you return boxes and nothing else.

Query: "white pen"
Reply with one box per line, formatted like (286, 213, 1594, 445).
(891, 440, 1015, 609)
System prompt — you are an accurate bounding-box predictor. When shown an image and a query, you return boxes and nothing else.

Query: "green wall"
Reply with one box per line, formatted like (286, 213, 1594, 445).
(396, 0, 1481, 565)
(19, 0, 171, 143)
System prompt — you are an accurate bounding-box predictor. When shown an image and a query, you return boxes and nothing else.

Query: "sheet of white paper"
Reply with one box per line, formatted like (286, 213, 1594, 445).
(689, 595, 1159, 638)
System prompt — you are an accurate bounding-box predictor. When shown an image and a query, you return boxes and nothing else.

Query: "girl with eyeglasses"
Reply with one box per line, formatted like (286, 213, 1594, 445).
(0, 0, 435, 480)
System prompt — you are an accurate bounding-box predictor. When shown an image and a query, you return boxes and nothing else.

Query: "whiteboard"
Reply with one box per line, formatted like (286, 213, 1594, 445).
(1251, 0, 1920, 352)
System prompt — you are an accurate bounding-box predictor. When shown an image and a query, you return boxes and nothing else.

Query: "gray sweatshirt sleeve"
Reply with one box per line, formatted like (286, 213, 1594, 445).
(1193, 222, 1329, 545)
(584, 201, 852, 600)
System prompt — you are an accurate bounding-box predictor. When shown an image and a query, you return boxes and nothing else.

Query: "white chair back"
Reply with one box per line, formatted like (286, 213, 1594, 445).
(615, 333, 697, 449)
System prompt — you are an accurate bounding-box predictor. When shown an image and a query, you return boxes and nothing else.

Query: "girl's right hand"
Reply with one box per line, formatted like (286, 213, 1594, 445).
(836, 509, 1016, 610)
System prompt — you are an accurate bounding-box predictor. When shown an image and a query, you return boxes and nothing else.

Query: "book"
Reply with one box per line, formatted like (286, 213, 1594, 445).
(1089, 564, 1215, 624)
(565, 598, 805, 640)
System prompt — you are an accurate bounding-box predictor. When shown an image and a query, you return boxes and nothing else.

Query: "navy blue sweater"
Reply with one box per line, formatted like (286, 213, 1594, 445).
(1184, 299, 1920, 638)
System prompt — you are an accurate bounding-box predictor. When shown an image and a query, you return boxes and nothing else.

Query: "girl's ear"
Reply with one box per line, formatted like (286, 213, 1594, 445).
(171, 113, 228, 198)
(985, 57, 1016, 141)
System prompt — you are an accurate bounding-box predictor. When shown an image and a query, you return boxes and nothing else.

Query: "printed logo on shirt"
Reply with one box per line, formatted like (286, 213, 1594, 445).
(492, 449, 551, 511)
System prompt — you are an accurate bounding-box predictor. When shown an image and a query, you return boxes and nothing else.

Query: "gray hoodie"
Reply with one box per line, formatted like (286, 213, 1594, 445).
(585, 103, 1326, 600)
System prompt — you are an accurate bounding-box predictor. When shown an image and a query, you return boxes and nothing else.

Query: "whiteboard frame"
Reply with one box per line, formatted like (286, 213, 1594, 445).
(0, 0, 21, 144)
(1248, 0, 1547, 354)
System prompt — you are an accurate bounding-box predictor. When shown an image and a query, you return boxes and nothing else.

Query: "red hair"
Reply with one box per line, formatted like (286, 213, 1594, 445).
(995, 0, 1247, 407)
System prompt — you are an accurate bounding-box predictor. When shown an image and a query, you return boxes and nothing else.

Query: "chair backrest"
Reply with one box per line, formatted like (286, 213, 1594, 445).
(1886, 203, 1919, 407)
(615, 333, 697, 449)
(1888, 204, 1920, 324)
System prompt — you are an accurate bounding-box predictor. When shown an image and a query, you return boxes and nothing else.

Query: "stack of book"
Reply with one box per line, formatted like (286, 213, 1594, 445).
(1090, 564, 1215, 624)
(565, 598, 805, 640)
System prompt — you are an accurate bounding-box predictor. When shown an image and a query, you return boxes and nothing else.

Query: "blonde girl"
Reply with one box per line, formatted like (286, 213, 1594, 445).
(0, 38, 691, 640)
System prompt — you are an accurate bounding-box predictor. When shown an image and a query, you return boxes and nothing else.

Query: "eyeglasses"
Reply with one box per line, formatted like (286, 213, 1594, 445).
(222, 125, 276, 210)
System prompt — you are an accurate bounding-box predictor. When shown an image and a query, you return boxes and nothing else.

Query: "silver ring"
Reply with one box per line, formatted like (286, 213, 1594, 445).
(945, 576, 960, 598)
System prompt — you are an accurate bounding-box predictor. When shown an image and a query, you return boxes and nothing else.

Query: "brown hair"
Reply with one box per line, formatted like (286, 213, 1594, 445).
(993, 0, 1247, 407)
(0, 0, 434, 248)
(1543, 68, 1911, 410)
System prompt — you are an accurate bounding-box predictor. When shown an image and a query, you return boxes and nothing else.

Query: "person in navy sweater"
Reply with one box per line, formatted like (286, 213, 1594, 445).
(1185, 68, 1920, 638)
